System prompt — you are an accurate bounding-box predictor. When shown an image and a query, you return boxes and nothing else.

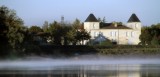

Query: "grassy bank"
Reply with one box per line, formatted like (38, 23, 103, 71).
(27, 45, 160, 56)
(93, 45, 160, 55)
(1, 45, 160, 59)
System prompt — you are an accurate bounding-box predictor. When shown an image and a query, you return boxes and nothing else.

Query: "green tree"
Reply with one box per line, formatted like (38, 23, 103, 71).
(42, 21, 49, 32)
(99, 39, 112, 46)
(66, 27, 77, 45)
(61, 24, 73, 45)
(64, 19, 82, 45)
(139, 27, 152, 45)
(75, 30, 91, 45)
(151, 35, 160, 45)
(48, 21, 63, 45)
(29, 26, 43, 33)
(0, 6, 25, 55)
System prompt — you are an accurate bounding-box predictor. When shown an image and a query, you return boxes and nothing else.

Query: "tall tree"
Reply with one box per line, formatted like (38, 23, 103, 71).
(42, 21, 49, 32)
(139, 27, 152, 45)
(0, 6, 25, 54)
(48, 21, 63, 45)
(102, 17, 106, 23)
(72, 18, 81, 29)
(151, 35, 160, 45)
(75, 30, 91, 45)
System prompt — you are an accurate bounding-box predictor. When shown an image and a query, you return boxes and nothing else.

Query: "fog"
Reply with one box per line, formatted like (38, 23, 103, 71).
(0, 54, 160, 70)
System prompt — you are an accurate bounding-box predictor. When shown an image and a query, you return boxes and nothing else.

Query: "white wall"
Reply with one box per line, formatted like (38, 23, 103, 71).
(127, 22, 141, 30)
(84, 22, 100, 32)
(90, 29, 141, 45)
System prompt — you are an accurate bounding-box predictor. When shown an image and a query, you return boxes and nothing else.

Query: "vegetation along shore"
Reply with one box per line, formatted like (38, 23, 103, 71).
(0, 6, 160, 58)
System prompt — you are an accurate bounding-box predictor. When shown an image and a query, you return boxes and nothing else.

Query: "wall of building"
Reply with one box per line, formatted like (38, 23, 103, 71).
(126, 22, 141, 30)
(84, 22, 99, 32)
(90, 29, 141, 45)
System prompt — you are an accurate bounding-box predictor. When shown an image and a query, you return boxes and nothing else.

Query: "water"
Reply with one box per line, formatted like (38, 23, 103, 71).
(0, 55, 160, 77)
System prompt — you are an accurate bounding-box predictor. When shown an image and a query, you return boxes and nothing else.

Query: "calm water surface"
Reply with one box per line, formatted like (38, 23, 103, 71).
(0, 56, 160, 77)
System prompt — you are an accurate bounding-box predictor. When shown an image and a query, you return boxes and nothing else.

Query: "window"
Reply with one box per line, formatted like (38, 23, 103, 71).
(135, 24, 137, 29)
(131, 31, 134, 37)
(126, 32, 128, 37)
(126, 32, 130, 37)
(110, 32, 112, 36)
(115, 31, 118, 36)
(94, 32, 96, 37)
(93, 23, 95, 29)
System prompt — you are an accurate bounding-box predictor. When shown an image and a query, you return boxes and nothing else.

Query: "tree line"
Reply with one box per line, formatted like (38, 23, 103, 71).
(0, 6, 160, 57)
(0, 6, 90, 57)
(140, 24, 160, 45)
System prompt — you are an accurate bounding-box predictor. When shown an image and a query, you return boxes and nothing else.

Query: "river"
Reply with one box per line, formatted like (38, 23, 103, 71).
(0, 55, 160, 77)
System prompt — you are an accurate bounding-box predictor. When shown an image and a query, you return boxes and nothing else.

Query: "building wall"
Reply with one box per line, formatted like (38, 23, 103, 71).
(84, 22, 100, 32)
(127, 22, 141, 30)
(90, 29, 141, 45)
(83, 20, 141, 45)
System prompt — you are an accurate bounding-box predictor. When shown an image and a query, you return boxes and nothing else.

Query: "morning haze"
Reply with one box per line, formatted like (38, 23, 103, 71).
(1, 1, 160, 76)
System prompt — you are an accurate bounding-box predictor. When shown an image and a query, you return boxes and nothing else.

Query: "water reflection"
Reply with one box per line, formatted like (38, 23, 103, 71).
(0, 64, 160, 77)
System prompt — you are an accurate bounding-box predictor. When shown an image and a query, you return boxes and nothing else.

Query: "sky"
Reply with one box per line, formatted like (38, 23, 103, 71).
(0, 0, 160, 27)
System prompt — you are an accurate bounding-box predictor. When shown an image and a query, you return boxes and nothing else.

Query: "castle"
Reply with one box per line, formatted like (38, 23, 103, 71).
(84, 13, 142, 45)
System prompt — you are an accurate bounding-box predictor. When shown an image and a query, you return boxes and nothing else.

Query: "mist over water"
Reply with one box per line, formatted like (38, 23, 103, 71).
(0, 54, 160, 70)
(0, 54, 160, 77)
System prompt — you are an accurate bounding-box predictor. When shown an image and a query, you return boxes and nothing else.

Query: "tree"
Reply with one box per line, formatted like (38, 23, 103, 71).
(61, 25, 73, 45)
(65, 19, 82, 45)
(29, 26, 43, 33)
(97, 17, 106, 23)
(0, 6, 25, 55)
(72, 18, 81, 29)
(75, 30, 91, 45)
(66, 28, 76, 45)
(102, 17, 106, 23)
(48, 21, 63, 45)
(139, 23, 160, 45)
(97, 17, 102, 22)
(42, 21, 49, 32)
(151, 35, 160, 45)
(139, 27, 152, 45)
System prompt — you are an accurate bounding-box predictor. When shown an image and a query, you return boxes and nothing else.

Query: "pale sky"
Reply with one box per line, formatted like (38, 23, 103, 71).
(0, 0, 160, 27)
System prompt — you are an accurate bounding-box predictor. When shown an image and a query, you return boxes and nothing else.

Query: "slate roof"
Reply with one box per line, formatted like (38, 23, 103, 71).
(128, 13, 141, 22)
(85, 13, 98, 22)
(100, 23, 131, 29)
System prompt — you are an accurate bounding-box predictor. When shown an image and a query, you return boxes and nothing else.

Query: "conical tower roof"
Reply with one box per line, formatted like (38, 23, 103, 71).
(128, 13, 141, 22)
(85, 13, 98, 22)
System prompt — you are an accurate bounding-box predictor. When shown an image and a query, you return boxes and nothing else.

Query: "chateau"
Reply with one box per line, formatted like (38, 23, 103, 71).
(84, 13, 142, 45)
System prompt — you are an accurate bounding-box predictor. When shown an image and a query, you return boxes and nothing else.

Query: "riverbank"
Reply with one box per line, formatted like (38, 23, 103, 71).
(1, 45, 160, 59)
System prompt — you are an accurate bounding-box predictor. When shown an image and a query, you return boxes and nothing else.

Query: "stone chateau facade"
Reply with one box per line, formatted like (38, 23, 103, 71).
(83, 13, 142, 45)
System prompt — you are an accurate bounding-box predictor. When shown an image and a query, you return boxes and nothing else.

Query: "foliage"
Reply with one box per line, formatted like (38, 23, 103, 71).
(48, 21, 63, 45)
(0, 6, 24, 50)
(151, 35, 160, 45)
(29, 26, 43, 33)
(68, 19, 82, 45)
(42, 21, 49, 32)
(139, 27, 152, 45)
(140, 24, 160, 45)
(99, 39, 113, 46)
(75, 30, 91, 45)
(97, 17, 106, 23)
